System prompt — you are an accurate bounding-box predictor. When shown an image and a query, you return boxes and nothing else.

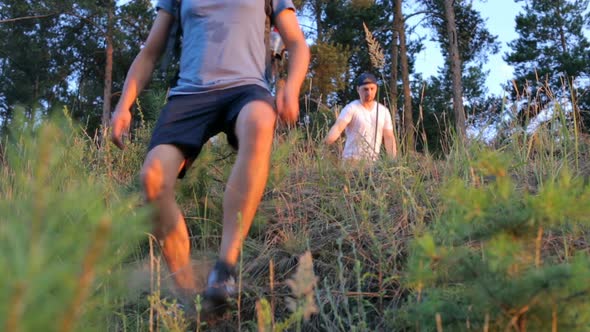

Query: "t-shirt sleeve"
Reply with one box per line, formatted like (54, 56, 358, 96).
(156, 0, 174, 15)
(272, 0, 296, 20)
(338, 104, 355, 124)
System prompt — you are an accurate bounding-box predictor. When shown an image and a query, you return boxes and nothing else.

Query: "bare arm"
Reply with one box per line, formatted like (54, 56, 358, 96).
(274, 9, 310, 124)
(110, 10, 174, 149)
(383, 128, 397, 159)
(324, 118, 349, 145)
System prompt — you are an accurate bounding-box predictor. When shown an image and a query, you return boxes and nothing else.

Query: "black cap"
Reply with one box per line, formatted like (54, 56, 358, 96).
(356, 72, 378, 87)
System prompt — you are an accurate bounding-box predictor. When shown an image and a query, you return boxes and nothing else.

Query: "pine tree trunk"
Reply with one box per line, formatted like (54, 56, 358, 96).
(394, 0, 414, 151)
(390, 0, 399, 141)
(554, 1, 568, 53)
(554, 2, 581, 133)
(313, 0, 323, 43)
(101, 3, 114, 147)
(443, 0, 466, 140)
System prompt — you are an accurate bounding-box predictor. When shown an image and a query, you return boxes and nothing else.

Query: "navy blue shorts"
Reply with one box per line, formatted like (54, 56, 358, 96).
(148, 84, 274, 178)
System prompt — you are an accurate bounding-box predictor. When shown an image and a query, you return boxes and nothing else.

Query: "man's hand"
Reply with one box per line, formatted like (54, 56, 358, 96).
(276, 83, 300, 125)
(383, 129, 397, 160)
(274, 9, 309, 126)
(110, 108, 132, 150)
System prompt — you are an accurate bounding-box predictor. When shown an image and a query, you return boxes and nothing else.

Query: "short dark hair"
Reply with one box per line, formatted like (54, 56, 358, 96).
(356, 72, 378, 87)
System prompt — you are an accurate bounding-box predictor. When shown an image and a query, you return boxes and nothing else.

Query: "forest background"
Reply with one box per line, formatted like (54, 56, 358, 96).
(1, 0, 589, 149)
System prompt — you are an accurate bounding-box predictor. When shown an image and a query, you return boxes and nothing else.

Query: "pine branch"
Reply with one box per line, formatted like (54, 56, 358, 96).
(0, 13, 60, 24)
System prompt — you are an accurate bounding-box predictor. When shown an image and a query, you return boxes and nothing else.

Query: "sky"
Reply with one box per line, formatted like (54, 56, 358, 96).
(410, 0, 525, 97)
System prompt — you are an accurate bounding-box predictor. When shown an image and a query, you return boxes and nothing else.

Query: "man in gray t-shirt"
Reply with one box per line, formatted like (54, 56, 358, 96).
(157, 0, 295, 95)
(110, 0, 309, 314)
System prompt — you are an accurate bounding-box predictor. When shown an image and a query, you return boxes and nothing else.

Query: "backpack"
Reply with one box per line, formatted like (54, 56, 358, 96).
(159, 0, 283, 89)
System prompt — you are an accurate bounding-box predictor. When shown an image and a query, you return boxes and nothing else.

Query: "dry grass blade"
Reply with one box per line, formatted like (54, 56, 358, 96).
(6, 282, 26, 332)
(60, 217, 112, 332)
(363, 22, 385, 70)
(285, 251, 319, 321)
(256, 298, 272, 332)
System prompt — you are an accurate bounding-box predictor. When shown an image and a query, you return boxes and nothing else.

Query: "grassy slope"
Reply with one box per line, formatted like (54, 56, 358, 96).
(1, 108, 589, 331)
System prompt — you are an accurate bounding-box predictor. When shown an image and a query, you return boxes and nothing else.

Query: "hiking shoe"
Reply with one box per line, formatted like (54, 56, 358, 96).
(203, 261, 237, 313)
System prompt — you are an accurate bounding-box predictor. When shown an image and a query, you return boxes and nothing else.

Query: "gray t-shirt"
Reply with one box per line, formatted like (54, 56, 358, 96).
(156, 0, 295, 96)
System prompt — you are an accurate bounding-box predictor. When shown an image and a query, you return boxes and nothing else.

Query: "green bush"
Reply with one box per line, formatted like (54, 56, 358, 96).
(0, 112, 149, 332)
(391, 152, 590, 331)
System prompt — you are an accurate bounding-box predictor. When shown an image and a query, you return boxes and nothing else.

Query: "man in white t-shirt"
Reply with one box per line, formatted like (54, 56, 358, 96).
(325, 73, 397, 162)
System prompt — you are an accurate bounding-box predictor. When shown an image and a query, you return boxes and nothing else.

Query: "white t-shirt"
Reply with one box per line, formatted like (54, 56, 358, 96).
(337, 100, 393, 161)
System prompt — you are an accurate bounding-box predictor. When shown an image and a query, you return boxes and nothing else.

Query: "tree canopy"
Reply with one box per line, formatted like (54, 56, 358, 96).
(1, 0, 588, 145)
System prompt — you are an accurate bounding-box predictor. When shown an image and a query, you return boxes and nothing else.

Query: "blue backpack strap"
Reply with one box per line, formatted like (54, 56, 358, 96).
(159, 0, 182, 78)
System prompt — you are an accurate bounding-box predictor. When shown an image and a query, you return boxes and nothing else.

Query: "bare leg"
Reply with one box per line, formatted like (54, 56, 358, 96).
(141, 144, 195, 294)
(219, 100, 277, 265)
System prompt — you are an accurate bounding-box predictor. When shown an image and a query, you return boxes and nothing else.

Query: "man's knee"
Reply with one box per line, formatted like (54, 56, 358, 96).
(249, 112, 276, 136)
(140, 159, 174, 202)
(238, 102, 276, 141)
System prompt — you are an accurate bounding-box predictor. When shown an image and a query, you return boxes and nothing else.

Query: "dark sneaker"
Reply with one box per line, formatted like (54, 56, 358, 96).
(203, 261, 237, 313)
